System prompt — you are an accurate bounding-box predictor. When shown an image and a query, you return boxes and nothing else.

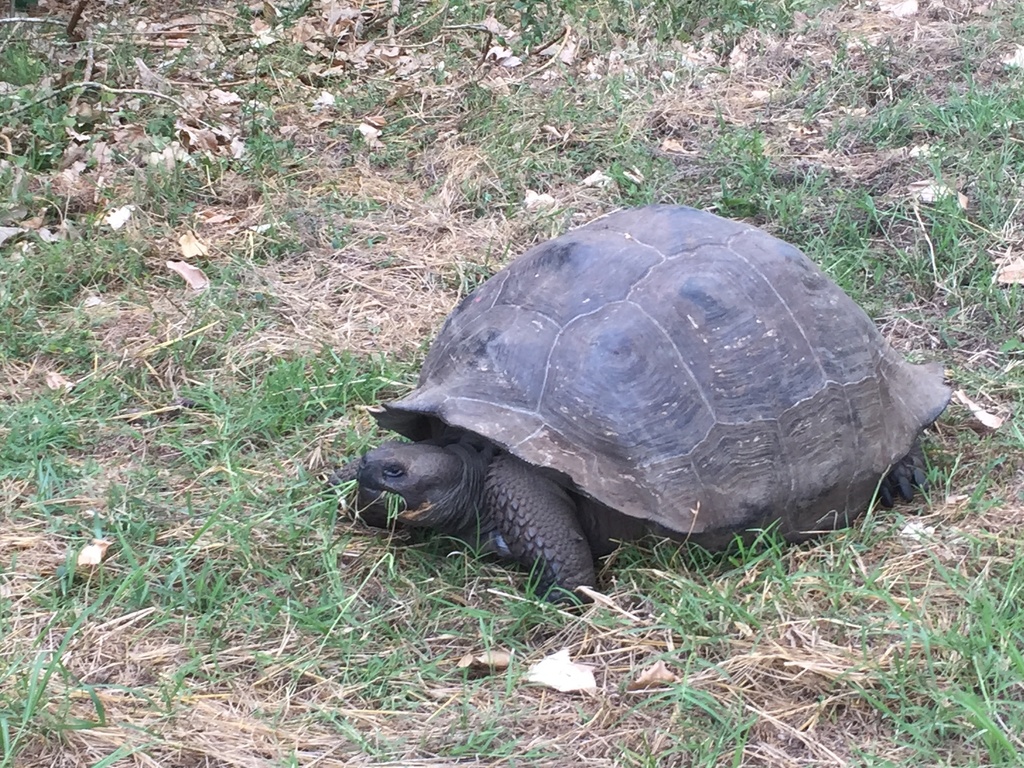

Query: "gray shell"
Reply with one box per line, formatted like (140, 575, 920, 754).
(376, 205, 950, 541)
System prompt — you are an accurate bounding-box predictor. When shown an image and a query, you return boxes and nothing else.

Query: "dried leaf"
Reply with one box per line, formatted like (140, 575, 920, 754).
(45, 371, 75, 391)
(480, 16, 508, 35)
(147, 142, 189, 170)
(626, 660, 680, 691)
(166, 260, 210, 292)
(539, 34, 579, 65)
(251, 18, 279, 47)
(77, 538, 112, 567)
(209, 88, 242, 106)
(178, 231, 210, 259)
(582, 170, 613, 188)
(907, 179, 968, 209)
(135, 57, 167, 90)
(179, 125, 220, 154)
(313, 91, 336, 110)
(323, 1, 362, 37)
(953, 389, 1005, 430)
(622, 167, 645, 184)
(899, 520, 936, 544)
(0, 226, 25, 246)
(457, 650, 512, 675)
(659, 138, 687, 154)
(20, 210, 46, 229)
(995, 257, 1024, 285)
(525, 649, 597, 694)
(88, 141, 114, 170)
(199, 211, 238, 226)
(486, 45, 522, 68)
(1004, 45, 1024, 69)
(524, 190, 557, 210)
(880, 0, 918, 16)
(357, 122, 384, 149)
(263, 0, 280, 25)
(103, 205, 135, 230)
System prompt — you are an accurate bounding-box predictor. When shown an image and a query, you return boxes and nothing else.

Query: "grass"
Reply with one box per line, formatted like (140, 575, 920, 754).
(1, 0, 1023, 765)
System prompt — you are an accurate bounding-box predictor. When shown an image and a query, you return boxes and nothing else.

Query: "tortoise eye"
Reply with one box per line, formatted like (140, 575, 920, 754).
(381, 464, 406, 480)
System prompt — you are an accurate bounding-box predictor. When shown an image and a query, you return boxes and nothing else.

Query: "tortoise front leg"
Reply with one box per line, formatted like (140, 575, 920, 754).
(879, 439, 930, 508)
(484, 454, 596, 601)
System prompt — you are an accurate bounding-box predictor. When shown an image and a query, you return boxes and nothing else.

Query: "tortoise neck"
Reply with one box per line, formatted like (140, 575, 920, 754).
(435, 442, 490, 536)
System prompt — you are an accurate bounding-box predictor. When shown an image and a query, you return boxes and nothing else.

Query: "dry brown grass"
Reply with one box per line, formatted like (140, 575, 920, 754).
(3, 0, 1022, 765)
(8, 500, 1022, 767)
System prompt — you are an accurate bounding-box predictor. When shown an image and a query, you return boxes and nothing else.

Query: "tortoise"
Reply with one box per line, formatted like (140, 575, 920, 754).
(336, 205, 950, 600)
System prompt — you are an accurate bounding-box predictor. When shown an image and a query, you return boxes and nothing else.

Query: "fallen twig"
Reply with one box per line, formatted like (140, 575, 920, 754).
(0, 80, 212, 127)
(0, 17, 67, 26)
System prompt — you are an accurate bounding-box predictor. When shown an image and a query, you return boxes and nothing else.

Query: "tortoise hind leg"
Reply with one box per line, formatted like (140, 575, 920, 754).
(879, 440, 930, 508)
(484, 454, 596, 601)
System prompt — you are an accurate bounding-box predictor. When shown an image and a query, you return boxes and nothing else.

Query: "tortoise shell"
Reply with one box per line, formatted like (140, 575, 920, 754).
(375, 205, 949, 541)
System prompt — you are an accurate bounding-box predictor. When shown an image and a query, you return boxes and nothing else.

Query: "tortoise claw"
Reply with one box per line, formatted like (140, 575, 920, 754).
(879, 481, 894, 508)
(879, 444, 930, 508)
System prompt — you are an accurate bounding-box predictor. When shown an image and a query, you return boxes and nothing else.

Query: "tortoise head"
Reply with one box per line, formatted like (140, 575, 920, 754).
(356, 441, 484, 531)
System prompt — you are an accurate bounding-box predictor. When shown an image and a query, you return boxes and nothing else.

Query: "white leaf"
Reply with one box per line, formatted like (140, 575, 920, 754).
(582, 170, 613, 188)
(899, 520, 936, 544)
(524, 190, 557, 210)
(357, 123, 384, 148)
(313, 91, 336, 110)
(525, 649, 597, 694)
(0, 226, 25, 246)
(77, 539, 112, 567)
(907, 179, 968, 209)
(210, 88, 242, 106)
(1004, 45, 1024, 69)
(103, 205, 135, 230)
(486, 45, 522, 68)
(880, 0, 918, 16)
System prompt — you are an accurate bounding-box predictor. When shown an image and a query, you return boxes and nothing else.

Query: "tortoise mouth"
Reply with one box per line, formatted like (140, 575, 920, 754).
(354, 483, 409, 525)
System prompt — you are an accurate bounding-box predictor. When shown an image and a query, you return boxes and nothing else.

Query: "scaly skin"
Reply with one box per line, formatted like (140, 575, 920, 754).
(483, 454, 595, 600)
(879, 440, 928, 508)
(337, 437, 934, 601)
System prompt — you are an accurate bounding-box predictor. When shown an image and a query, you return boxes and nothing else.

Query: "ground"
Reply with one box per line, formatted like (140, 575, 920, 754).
(1, 0, 1023, 766)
